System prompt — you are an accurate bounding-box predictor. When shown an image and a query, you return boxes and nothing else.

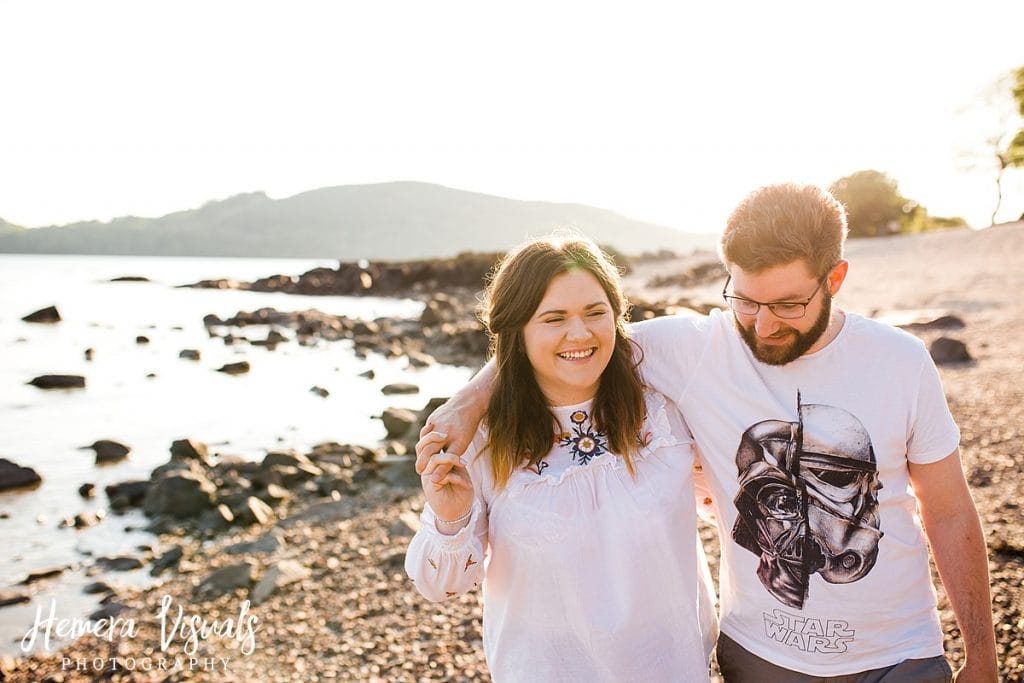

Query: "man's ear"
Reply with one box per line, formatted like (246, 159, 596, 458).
(827, 260, 849, 296)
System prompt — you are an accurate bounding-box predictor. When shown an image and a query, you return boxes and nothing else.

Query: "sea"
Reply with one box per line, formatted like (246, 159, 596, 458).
(0, 254, 474, 655)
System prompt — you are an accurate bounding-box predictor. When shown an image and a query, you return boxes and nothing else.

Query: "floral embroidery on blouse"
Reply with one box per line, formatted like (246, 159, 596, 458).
(464, 555, 478, 572)
(556, 409, 608, 465)
(529, 460, 550, 475)
(428, 558, 438, 570)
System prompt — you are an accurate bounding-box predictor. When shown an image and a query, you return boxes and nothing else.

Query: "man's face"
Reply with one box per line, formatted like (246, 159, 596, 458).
(729, 260, 833, 365)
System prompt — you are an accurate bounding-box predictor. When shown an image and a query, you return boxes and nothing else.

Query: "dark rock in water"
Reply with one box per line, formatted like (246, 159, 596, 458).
(381, 407, 417, 440)
(110, 275, 150, 282)
(84, 348, 95, 361)
(78, 482, 96, 498)
(0, 458, 42, 492)
(358, 369, 375, 380)
(105, 480, 149, 509)
(87, 439, 131, 464)
(96, 555, 145, 572)
(143, 472, 217, 518)
(930, 337, 972, 364)
(196, 561, 255, 597)
(179, 349, 201, 360)
(22, 567, 65, 584)
(310, 385, 330, 398)
(146, 372, 157, 379)
(381, 382, 419, 395)
(217, 361, 251, 375)
(203, 313, 226, 327)
(150, 546, 184, 576)
(136, 335, 150, 344)
(0, 590, 31, 607)
(83, 581, 114, 595)
(29, 374, 85, 389)
(407, 350, 435, 368)
(60, 511, 105, 529)
(22, 305, 61, 323)
(170, 439, 212, 466)
(197, 504, 236, 533)
(89, 602, 130, 621)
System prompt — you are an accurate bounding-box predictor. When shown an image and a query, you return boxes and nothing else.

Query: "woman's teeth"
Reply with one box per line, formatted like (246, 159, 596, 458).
(557, 348, 595, 360)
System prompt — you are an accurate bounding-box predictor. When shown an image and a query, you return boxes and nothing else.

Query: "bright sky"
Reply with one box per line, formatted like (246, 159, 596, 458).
(2, 0, 1022, 233)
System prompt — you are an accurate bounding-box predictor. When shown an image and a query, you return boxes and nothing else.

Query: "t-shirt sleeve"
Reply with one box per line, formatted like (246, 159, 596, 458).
(628, 313, 709, 405)
(906, 347, 961, 464)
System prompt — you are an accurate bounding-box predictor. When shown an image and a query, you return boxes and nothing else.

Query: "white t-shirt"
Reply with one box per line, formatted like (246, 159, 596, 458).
(631, 309, 960, 676)
(405, 391, 718, 682)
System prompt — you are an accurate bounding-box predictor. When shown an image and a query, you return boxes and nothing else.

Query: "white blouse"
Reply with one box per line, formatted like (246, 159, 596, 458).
(405, 392, 717, 682)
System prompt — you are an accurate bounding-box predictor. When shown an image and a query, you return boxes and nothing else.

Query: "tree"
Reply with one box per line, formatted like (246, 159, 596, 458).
(830, 171, 913, 237)
(958, 67, 1024, 225)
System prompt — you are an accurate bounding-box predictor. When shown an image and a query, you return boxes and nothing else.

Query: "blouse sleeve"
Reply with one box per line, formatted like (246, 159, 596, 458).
(404, 436, 489, 602)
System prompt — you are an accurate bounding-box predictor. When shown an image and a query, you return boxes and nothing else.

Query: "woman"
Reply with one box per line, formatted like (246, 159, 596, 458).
(405, 235, 716, 681)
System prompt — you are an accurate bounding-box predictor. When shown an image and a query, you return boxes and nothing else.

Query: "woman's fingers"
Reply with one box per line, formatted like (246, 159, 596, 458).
(421, 451, 465, 482)
(415, 430, 449, 473)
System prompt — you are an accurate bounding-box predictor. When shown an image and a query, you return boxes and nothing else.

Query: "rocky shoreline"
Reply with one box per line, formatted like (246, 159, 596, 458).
(4, 231, 1023, 681)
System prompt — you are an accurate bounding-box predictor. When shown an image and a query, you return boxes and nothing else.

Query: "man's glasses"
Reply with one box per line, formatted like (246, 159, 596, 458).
(722, 275, 829, 320)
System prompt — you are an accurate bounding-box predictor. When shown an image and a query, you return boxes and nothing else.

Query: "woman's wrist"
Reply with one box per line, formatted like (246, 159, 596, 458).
(434, 505, 473, 536)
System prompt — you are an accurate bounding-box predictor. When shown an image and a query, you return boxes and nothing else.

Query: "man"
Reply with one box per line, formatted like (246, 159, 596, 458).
(420, 183, 997, 682)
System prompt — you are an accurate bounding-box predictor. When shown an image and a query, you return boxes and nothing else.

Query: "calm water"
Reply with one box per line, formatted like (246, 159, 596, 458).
(0, 254, 473, 654)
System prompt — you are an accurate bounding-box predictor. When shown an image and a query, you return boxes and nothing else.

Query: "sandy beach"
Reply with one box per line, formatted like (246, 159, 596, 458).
(4, 222, 1022, 682)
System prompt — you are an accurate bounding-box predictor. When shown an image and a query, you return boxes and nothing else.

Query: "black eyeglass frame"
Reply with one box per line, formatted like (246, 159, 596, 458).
(721, 273, 830, 320)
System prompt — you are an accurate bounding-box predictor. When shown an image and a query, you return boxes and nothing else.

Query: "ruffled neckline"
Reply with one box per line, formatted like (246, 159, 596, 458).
(505, 391, 678, 494)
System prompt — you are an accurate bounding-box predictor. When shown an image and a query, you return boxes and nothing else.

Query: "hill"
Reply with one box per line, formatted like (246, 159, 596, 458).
(0, 182, 712, 259)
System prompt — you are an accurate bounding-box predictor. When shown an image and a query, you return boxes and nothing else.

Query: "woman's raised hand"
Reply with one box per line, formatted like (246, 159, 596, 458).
(415, 430, 475, 524)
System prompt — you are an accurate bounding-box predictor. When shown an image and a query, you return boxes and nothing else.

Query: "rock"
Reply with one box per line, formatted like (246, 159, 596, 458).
(142, 472, 217, 518)
(169, 439, 212, 466)
(262, 450, 315, 469)
(233, 496, 275, 526)
(217, 361, 251, 375)
(178, 349, 201, 361)
(197, 504, 236, 532)
(196, 561, 255, 597)
(84, 348, 94, 361)
(22, 305, 61, 323)
(28, 374, 85, 389)
(22, 567, 65, 584)
(381, 383, 419, 395)
(250, 559, 311, 604)
(389, 510, 422, 538)
(60, 511, 104, 529)
(226, 529, 285, 556)
(358, 369, 376, 379)
(150, 546, 184, 576)
(89, 603, 129, 621)
(263, 483, 291, 502)
(83, 581, 114, 595)
(407, 351, 436, 368)
(378, 455, 421, 489)
(379, 548, 407, 571)
(930, 337, 972, 364)
(136, 335, 150, 344)
(105, 480, 149, 509)
(0, 459, 42, 492)
(87, 439, 131, 464)
(110, 275, 150, 282)
(381, 407, 417, 439)
(96, 555, 145, 572)
(78, 483, 96, 498)
(310, 385, 330, 398)
(899, 314, 966, 332)
(0, 590, 30, 607)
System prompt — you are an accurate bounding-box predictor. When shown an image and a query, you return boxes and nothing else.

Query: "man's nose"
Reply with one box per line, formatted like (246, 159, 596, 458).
(753, 308, 782, 337)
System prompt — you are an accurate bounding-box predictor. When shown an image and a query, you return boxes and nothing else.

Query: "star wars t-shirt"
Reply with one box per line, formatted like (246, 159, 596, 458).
(631, 309, 960, 676)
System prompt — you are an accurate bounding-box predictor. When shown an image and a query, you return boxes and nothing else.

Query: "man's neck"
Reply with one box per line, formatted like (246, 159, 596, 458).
(804, 307, 847, 357)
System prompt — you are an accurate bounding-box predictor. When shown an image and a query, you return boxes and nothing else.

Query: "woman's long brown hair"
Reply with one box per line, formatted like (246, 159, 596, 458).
(480, 236, 646, 490)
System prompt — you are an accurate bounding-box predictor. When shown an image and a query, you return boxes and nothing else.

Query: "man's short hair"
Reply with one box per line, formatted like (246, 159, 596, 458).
(719, 183, 848, 278)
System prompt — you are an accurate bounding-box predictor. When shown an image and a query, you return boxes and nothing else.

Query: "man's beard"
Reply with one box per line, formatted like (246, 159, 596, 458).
(735, 290, 832, 366)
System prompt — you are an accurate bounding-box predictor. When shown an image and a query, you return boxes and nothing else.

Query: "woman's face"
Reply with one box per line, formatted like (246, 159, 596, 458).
(522, 268, 616, 406)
